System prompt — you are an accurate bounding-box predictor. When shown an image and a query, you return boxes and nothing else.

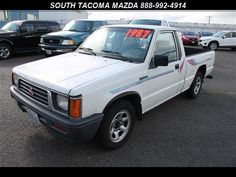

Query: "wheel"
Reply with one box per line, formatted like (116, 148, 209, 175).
(97, 100, 135, 149)
(208, 42, 218, 50)
(0, 43, 12, 60)
(185, 72, 203, 99)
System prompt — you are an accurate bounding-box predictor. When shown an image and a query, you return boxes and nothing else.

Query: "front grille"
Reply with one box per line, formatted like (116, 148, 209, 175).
(43, 38, 61, 45)
(19, 79, 48, 106)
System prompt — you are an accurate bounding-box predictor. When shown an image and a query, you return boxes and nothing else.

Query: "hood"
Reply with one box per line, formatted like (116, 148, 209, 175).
(13, 52, 134, 94)
(200, 36, 218, 40)
(44, 30, 89, 38)
(183, 35, 199, 39)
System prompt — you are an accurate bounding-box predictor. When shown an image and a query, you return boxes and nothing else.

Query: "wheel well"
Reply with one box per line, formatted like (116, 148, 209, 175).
(103, 92, 142, 120)
(209, 40, 219, 47)
(197, 65, 206, 78)
(0, 41, 13, 49)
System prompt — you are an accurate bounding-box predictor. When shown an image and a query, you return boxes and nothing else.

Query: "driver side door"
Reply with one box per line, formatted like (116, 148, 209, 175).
(143, 31, 182, 111)
(221, 32, 233, 47)
(14, 22, 36, 51)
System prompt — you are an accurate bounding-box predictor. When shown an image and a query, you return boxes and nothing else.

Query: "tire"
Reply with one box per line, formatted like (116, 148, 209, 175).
(0, 43, 12, 60)
(185, 72, 203, 99)
(208, 42, 218, 50)
(97, 100, 136, 149)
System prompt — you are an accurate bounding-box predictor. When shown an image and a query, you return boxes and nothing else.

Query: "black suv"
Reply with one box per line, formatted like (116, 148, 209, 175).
(0, 20, 60, 59)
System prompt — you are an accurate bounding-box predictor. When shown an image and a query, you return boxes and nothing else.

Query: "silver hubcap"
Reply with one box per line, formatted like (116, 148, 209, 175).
(194, 77, 202, 95)
(0, 46, 10, 58)
(210, 43, 217, 50)
(109, 110, 131, 143)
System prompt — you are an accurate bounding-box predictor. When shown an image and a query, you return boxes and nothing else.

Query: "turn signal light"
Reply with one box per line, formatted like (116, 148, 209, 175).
(69, 98, 81, 119)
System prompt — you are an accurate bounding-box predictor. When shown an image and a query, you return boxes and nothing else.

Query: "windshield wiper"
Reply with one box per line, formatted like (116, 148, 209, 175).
(78, 47, 96, 56)
(101, 50, 134, 63)
(101, 50, 121, 55)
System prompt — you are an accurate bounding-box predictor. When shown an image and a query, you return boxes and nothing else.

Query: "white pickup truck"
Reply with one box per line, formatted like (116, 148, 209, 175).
(10, 25, 215, 149)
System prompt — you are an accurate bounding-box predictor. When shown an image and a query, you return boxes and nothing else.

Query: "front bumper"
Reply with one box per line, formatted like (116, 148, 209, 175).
(39, 44, 77, 54)
(10, 86, 103, 141)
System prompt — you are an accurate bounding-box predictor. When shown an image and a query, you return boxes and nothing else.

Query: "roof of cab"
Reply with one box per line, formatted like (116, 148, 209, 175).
(102, 24, 177, 31)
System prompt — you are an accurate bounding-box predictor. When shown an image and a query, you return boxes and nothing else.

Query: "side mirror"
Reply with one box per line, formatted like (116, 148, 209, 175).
(153, 55, 168, 67)
(222, 35, 226, 39)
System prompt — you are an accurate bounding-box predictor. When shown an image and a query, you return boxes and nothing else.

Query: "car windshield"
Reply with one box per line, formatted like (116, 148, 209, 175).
(1, 21, 22, 32)
(202, 32, 213, 36)
(130, 19, 162, 26)
(63, 20, 93, 32)
(183, 31, 196, 36)
(78, 27, 154, 63)
(213, 31, 226, 37)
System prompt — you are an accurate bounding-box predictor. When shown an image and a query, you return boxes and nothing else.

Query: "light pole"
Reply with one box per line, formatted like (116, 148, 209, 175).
(207, 16, 212, 24)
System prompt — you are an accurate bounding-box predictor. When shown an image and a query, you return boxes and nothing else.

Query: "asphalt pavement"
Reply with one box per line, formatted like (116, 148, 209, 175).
(0, 49, 236, 167)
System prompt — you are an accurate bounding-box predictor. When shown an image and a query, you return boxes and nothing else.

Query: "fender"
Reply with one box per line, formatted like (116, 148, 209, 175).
(103, 91, 142, 120)
(0, 38, 14, 46)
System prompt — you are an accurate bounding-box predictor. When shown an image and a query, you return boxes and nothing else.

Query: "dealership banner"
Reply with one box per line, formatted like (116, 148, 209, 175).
(0, 0, 235, 10)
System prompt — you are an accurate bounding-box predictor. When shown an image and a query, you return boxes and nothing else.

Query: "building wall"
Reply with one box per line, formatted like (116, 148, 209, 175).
(38, 10, 88, 26)
(2, 10, 39, 21)
(0, 11, 4, 20)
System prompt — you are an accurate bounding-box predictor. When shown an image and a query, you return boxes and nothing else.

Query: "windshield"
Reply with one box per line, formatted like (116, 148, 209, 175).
(183, 31, 196, 36)
(130, 19, 162, 26)
(78, 27, 154, 63)
(213, 31, 226, 37)
(1, 21, 22, 32)
(63, 20, 93, 32)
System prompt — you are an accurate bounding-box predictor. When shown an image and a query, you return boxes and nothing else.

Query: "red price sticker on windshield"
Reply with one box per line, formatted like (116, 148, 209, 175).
(125, 29, 152, 39)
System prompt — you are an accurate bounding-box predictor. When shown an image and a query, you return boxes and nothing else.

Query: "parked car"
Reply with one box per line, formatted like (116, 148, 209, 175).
(0, 20, 60, 60)
(197, 32, 213, 38)
(129, 18, 170, 27)
(181, 31, 199, 46)
(199, 31, 236, 50)
(10, 25, 215, 149)
(39, 19, 107, 56)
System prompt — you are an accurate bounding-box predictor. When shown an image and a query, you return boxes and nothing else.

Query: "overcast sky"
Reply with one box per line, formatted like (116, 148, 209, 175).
(88, 11, 236, 24)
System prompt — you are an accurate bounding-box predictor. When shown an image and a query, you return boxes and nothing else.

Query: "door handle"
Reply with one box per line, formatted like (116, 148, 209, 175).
(139, 76, 148, 81)
(175, 64, 179, 70)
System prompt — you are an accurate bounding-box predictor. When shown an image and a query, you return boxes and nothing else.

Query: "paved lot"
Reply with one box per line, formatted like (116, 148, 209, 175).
(0, 49, 236, 167)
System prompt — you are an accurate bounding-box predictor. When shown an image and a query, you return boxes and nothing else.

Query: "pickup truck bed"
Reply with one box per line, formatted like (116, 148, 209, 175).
(184, 46, 210, 56)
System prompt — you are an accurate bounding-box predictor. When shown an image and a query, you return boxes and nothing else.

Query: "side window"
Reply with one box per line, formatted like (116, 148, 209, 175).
(154, 32, 178, 63)
(48, 23, 60, 32)
(35, 23, 48, 32)
(21, 23, 35, 33)
(224, 32, 233, 38)
(232, 32, 236, 37)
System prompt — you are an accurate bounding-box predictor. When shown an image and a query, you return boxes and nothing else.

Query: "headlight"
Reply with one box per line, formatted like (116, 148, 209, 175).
(61, 40, 75, 45)
(12, 73, 19, 86)
(40, 38, 43, 43)
(56, 94, 68, 111)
